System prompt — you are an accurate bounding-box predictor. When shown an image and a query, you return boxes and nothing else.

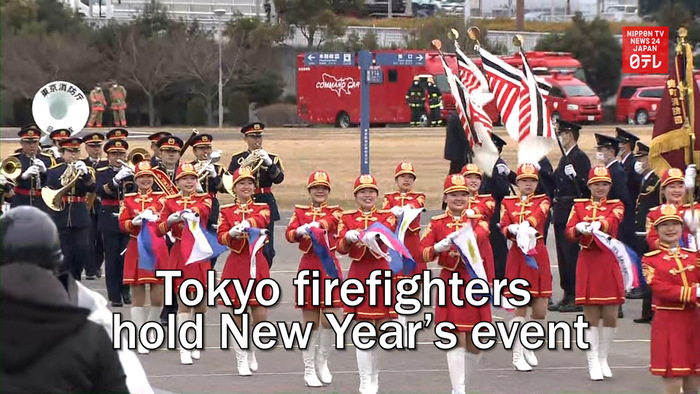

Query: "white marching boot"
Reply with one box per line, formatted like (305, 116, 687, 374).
(396, 314, 408, 346)
(147, 306, 160, 344)
(248, 350, 258, 372)
(446, 347, 466, 394)
(232, 340, 252, 376)
(177, 313, 192, 365)
(370, 348, 380, 393)
(523, 348, 538, 367)
(465, 351, 482, 388)
(316, 329, 334, 384)
(585, 327, 604, 381)
(355, 348, 375, 394)
(189, 311, 200, 360)
(302, 331, 323, 387)
(599, 327, 615, 378)
(131, 306, 149, 354)
(510, 317, 532, 372)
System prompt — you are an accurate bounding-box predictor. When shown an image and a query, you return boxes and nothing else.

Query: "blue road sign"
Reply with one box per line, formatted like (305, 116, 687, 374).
(304, 52, 355, 66)
(375, 52, 425, 66)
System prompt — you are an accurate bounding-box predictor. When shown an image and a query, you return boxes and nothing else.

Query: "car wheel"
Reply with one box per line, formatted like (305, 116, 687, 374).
(335, 112, 350, 128)
(635, 109, 648, 125)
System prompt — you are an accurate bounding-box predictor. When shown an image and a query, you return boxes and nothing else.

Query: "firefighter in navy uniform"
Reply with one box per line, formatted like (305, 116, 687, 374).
(96, 139, 135, 307)
(46, 128, 71, 162)
(10, 125, 55, 210)
(615, 127, 641, 202)
(189, 133, 227, 269)
(45, 137, 96, 280)
(82, 132, 108, 280)
(427, 78, 442, 127)
(153, 136, 182, 189)
(228, 122, 284, 267)
(406, 77, 426, 127)
(550, 120, 590, 313)
(631, 142, 660, 324)
(148, 131, 172, 168)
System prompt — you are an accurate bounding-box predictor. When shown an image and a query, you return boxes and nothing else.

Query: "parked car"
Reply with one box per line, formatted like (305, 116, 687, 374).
(439, 0, 464, 15)
(615, 74, 667, 122)
(626, 86, 663, 125)
(544, 72, 603, 123)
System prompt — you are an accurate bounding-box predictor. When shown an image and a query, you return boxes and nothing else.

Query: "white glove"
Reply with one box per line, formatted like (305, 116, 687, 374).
(114, 166, 133, 182)
(433, 238, 452, 253)
(210, 150, 222, 161)
(0, 174, 6, 186)
(206, 163, 217, 177)
(131, 214, 143, 226)
(180, 209, 197, 222)
(296, 224, 310, 237)
(575, 222, 591, 234)
(166, 212, 182, 226)
(508, 224, 520, 235)
(685, 164, 696, 190)
(533, 161, 541, 171)
(589, 221, 601, 233)
(258, 149, 273, 166)
(696, 287, 700, 298)
(345, 230, 361, 243)
(140, 209, 158, 222)
(390, 206, 404, 217)
(228, 226, 243, 238)
(520, 220, 531, 229)
(496, 163, 511, 176)
(20, 165, 40, 180)
(75, 160, 88, 175)
(308, 221, 321, 228)
(49, 146, 61, 159)
(465, 208, 475, 217)
(684, 210, 699, 232)
(33, 159, 47, 173)
(564, 164, 576, 178)
(239, 220, 251, 229)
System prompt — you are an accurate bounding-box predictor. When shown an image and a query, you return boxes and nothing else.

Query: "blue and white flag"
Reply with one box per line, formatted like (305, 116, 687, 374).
(247, 227, 268, 279)
(592, 230, 641, 291)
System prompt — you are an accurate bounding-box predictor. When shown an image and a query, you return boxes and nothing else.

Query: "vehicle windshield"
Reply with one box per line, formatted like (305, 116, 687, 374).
(562, 84, 596, 97)
(550, 67, 586, 82)
(434, 74, 451, 93)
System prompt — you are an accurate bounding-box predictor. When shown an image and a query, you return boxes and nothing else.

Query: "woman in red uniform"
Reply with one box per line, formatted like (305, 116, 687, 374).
(119, 161, 167, 355)
(217, 166, 271, 376)
(564, 166, 625, 381)
(381, 162, 426, 329)
(462, 163, 496, 282)
(642, 204, 700, 394)
(421, 174, 492, 394)
(285, 170, 343, 387)
(499, 163, 552, 372)
(156, 162, 212, 365)
(337, 174, 397, 394)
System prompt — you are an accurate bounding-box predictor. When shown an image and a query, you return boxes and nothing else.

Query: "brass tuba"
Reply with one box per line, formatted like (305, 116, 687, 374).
(41, 163, 82, 211)
(237, 150, 264, 174)
(1, 157, 22, 184)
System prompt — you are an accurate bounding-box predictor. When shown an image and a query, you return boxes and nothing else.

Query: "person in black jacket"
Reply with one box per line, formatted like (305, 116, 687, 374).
(0, 206, 128, 393)
(443, 111, 472, 175)
(615, 127, 641, 205)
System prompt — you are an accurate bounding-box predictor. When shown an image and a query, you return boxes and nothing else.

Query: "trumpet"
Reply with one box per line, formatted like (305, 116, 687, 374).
(1, 157, 22, 184)
(195, 149, 223, 181)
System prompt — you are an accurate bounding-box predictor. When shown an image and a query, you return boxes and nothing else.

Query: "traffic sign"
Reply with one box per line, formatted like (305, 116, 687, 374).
(304, 52, 355, 66)
(374, 52, 425, 66)
(367, 67, 383, 84)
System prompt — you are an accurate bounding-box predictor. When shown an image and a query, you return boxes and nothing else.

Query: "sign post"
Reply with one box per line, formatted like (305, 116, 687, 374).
(359, 50, 372, 174)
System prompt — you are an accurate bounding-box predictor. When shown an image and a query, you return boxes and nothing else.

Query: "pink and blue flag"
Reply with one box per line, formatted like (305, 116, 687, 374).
(361, 222, 416, 275)
(307, 226, 341, 279)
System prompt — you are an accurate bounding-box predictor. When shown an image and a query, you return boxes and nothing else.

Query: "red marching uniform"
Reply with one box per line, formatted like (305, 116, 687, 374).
(646, 168, 700, 251)
(499, 164, 553, 298)
(421, 175, 493, 332)
(565, 173, 626, 307)
(217, 167, 272, 308)
(156, 164, 213, 292)
(336, 174, 397, 320)
(462, 164, 497, 282)
(642, 206, 700, 377)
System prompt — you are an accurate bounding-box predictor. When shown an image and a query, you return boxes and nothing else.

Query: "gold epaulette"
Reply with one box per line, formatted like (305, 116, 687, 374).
(48, 162, 65, 170)
(574, 198, 589, 202)
(295, 204, 310, 209)
(478, 193, 492, 198)
(327, 205, 341, 210)
(410, 191, 425, 196)
(503, 195, 519, 200)
(96, 166, 110, 172)
(644, 250, 661, 257)
(377, 209, 392, 214)
(431, 213, 448, 220)
(533, 194, 548, 199)
(195, 192, 209, 197)
(10, 152, 20, 157)
(124, 192, 137, 197)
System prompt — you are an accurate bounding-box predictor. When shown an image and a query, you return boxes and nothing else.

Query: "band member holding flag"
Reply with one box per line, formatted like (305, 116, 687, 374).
(217, 166, 271, 377)
(461, 163, 496, 281)
(156, 162, 213, 366)
(421, 173, 492, 394)
(641, 204, 700, 394)
(646, 168, 699, 251)
(286, 170, 343, 387)
(118, 161, 167, 355)
(565, 166, 625, 381)
(499, 163, 552, 372)
(336, 174, 397, 394)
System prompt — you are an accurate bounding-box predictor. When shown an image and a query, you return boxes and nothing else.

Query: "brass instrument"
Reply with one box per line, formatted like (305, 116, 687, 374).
(237, 149, 265, 174)
(126, 147, 151, 168)
(1, 157, 22, 184)
(195, 149, 223, 181)
(41, 163, 82, 211)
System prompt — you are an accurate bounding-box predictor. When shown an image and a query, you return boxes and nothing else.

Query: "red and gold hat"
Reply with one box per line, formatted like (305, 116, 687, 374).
(587, 166, 612, 185)
(516, 163, 539, 181)
(103, 139, 128, 153)
(232, 166, 255, 185)
(134, 161, 154, 178)
(58, 137, 82, 151)
(394, 162, 416, 178)
(191, 134, 213, 147)
(148, 131, 172, 142)
(653, 204, 683, 227)
(661, 168, 684, 187)
(106, 128, 129, 141)
(307, 170, 331, 189)
(443, 174, 469, 194)
(17, 125, 41, 141)
(49, 129, 71, 142)
(461, 163, 482, 178)
(353, 174, 379, 194)
(175, 162, 197, 180)
(157, 136, 184, 151)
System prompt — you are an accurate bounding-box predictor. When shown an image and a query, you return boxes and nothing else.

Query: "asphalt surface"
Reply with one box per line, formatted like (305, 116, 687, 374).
(81, 209, 662, 394)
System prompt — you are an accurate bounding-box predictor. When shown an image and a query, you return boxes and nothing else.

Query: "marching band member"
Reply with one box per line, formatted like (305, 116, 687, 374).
(217, 166, 271, 376)
(47, 128, 71, 161)
(119, 161, 167, 355)
(646, 168, 699, 251)
(154, 136, 183, 188)
(10, 125, 54, 210)
(82, 132, 108, 280)
(105, 128, 129, 141)
(421, 174, 492, 394)
(157, 162, 212, 365)
(499, 163, 552, 372)
(565, 166, 625, 381)
(462, 163, 496, 281)
(96, 139, 134, 307)
(0, 172, 14, 207)
(286, 170, 343, 387)
(641, 204, 700, 394)
(45, 137, 96, 280)
(148, 131, 172, 167)
(228, 122, 285, 268)
(336, 174, 397, 394)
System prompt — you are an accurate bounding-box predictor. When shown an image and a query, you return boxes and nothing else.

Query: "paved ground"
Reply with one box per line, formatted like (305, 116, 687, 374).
(82, 210, 662, 394)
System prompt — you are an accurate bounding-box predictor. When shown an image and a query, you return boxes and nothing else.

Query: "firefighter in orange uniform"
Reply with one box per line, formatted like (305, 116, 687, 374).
(156, 162, 212, 366)
(421, 174, 491, 394)
(109, 82, 128, 127)
(88, 86, 107, 127)
(462, 163, 497, 281)
(642, 204, 700, 394)
(118, 161, 167, 355)
(499, 163, 552, 372)
(564, 166, 625, 381)
(285, 170, 343, 387)
(336, 174, 397, 394)
(217, 166, 271, 377)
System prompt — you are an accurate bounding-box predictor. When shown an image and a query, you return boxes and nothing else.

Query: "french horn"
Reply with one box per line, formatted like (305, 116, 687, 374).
(237, 149, 265, 174)
(42, 163, 82, 211)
